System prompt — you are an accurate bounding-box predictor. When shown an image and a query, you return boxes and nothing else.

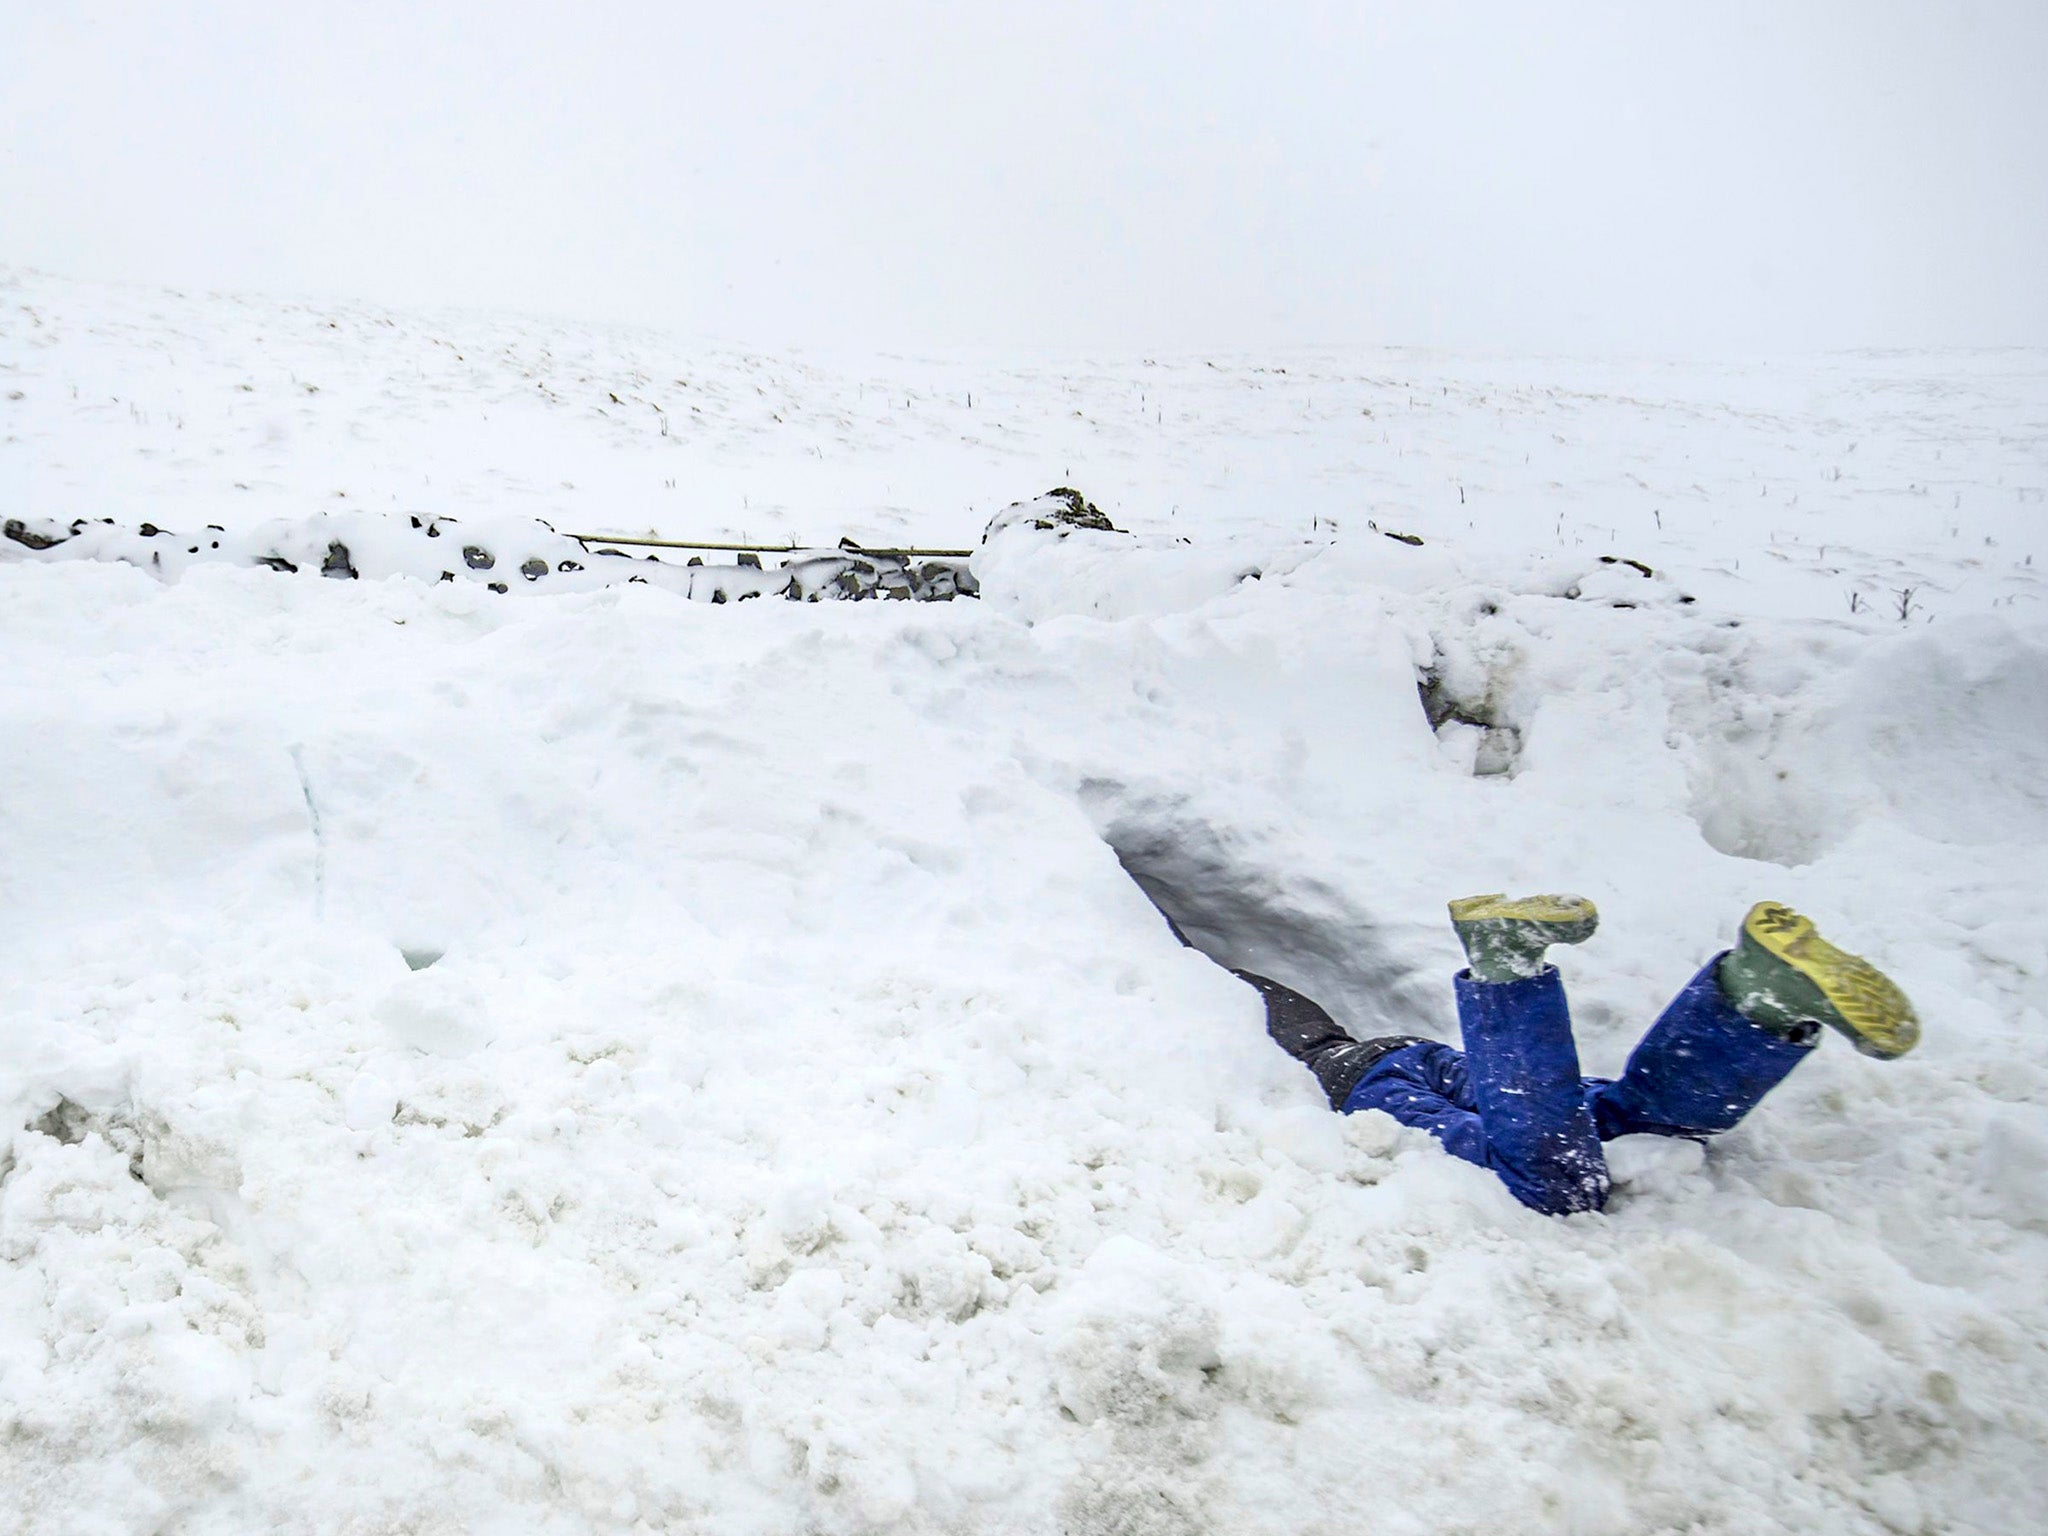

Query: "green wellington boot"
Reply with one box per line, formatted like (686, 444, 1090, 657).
(1717, 901, 1920, 1059)
(1448, 893, 1601, 982)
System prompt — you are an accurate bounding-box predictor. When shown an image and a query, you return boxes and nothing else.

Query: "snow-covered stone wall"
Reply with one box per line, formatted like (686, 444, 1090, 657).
(3, 509, 976, 603)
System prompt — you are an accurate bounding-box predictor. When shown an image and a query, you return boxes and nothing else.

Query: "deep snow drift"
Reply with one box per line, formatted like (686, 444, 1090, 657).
(2, 270, 2046, 1535)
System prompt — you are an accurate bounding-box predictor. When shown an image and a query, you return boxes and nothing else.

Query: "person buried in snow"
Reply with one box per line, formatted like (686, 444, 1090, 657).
(1237, 896, 1919, 1215)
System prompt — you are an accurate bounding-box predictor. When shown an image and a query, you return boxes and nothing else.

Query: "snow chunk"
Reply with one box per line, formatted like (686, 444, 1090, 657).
(341, 1073, 397, 1131)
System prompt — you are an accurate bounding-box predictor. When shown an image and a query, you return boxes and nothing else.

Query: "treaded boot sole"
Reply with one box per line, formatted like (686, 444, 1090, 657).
(1743, 901, 1920, 1059)
(1448, 892, 1600, 945)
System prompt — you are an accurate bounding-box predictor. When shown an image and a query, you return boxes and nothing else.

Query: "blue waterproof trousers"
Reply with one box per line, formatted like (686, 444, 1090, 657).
(1253, 958, 1816, 1215)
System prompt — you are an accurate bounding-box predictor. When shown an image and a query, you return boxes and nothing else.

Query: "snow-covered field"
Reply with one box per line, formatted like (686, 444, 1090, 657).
(3, 268, 2046, 1535)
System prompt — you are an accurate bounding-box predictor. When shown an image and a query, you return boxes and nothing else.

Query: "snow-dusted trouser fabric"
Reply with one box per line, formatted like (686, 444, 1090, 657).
(1583, 953, 1817, 1139)
(1340, 957, 1816, 1215)
(1452, 966, 1610, 1214)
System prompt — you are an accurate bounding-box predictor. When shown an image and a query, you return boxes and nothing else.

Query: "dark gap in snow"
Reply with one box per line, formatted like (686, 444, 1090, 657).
(31, 1098, 92, 1146)
(28, 1098, 148, 1183)
(1082, 781, 1439, 1041)
(1416, 669, 1522, 777)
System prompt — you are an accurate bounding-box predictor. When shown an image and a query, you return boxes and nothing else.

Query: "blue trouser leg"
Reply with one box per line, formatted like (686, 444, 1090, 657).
(1452, 966, 1611, 1213)
(1345, 967, 1609, 1215)
(1340, 1039, 1489, 1161)
(1584, 953, 1816, 1137)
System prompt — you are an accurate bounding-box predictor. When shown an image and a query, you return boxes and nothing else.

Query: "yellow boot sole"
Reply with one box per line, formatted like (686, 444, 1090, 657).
(1448, 893, 1600, 930)
(1743, 901, 1920, 1059)
(1448, 894, 1600, 979)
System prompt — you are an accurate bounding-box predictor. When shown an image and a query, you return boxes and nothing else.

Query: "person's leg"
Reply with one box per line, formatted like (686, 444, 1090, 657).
(1584, 956, 1816, 1138)
(1587, 901, 1919, 1139)
(1450, 962, 1610, 1214)
(1340, 895, 1609, 1215)
(1177, 887, 1548, 1185)
(1443, 894, 1610, 1213)
(1341, 1038, 1492, 1166)
(1341, 969, 1611, 1215)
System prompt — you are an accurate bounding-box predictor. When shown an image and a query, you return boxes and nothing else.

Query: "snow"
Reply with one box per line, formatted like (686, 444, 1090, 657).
(3, 267, 2047, 1535)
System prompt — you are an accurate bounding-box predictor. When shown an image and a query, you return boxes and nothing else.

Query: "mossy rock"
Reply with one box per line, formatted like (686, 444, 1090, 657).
(983, 488, 1124, 543)
(1038, 487, 1118, 532)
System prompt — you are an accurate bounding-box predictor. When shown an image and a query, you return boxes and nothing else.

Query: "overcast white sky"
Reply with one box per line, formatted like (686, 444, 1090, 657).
(4, 1, 2044, 353)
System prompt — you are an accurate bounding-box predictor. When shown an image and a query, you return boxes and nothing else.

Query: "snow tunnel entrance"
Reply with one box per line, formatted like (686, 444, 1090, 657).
(1081, 781, 1445, 1044)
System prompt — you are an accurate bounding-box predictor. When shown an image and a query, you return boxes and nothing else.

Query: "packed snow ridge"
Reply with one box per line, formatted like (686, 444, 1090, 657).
(2, 269, 2046, 1535)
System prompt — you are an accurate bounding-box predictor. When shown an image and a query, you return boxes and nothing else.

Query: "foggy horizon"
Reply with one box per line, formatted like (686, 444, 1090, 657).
(5, 1, 2045, 356)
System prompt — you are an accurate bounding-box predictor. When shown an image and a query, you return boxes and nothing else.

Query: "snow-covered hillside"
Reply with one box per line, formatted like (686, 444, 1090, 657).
(3, 268, 2046, 1535)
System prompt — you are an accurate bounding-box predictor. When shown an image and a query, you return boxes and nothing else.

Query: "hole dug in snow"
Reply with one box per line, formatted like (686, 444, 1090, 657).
(21, 1096, 244, 1204)
(1410, 612, 1535, 779)
(1082, 783, 1442, 1042)
(28, 1097, 148, 1183)
(1418, 663, 1522, 778)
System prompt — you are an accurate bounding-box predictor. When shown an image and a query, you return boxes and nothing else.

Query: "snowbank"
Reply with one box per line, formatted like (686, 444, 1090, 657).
(2, 272, 2046, 1535)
